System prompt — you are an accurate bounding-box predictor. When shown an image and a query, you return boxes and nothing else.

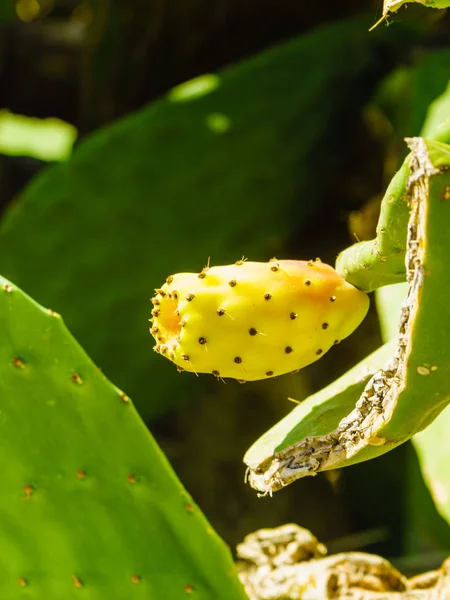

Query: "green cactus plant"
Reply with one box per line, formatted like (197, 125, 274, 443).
(0, 2, 16, 20)
(242, 55, 450, 495)
(0, 275, 247, 599)
(150, 260, 369, 381)
(0, 15, 417, 421)
(244, 136, 450, 494)
(3, 8, 450, 592)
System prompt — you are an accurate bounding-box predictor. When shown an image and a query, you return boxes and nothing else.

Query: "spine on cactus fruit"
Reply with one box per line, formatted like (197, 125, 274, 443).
(149, 258, 369, 382)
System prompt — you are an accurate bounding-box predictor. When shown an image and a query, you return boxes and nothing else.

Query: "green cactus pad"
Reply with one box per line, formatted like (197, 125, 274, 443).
(245, 138, 450, 494)
(0, 277, 247, 599)
(376, 282, 450, 540)
(151, 260, 369, 381)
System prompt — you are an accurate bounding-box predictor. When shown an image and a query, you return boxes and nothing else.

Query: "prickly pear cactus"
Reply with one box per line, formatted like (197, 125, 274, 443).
(0, 276, 247, 600)
(0, 15, 412, 421)
(245, 137, 450, 494)
(150, 259, 369, 381)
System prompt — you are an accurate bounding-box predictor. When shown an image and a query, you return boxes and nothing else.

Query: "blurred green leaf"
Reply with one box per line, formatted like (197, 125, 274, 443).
(409, 49, 450, 137)
(421, 80, 450, 141)
(413, 414, 450, 527)
(375, 282, 408, 341)
(0, 1, 16, 21)
(371, 48, 450, 168)
(0, 111, 77, 162)
(168, 75, 221, 102)
(0, 15, 417, 420)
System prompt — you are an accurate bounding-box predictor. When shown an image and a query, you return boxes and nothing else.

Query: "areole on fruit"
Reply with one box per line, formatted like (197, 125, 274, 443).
(150, 259, 369, 382)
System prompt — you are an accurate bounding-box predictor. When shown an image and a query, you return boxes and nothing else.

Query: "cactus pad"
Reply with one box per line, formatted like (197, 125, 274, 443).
(0, 276, 247, 599)
(150, 259, 369, 381)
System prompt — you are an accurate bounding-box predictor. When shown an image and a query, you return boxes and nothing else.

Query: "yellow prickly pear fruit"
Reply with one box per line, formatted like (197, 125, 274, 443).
(149, 259, 369, 382)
